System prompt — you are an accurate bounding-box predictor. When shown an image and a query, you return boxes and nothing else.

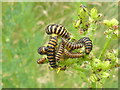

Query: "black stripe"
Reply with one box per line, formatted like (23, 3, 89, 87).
(60, 29, 64, 36)
(48, 49, 54, 52)
(57, 26, 63, 34)
(86, 44, 92, 47)
(84, 39, 91, 42)
(49, 60, 55, 62)
(49, 25, 53, 34)
(65, 33, 69, 38)
(57, 53, 61, 56)
(47, 51, 54, 54)
(47, 57, 54, 59)
(48, 42, 55, 46)
(47, 46, 54, 49)
(46, 25, 50, 32)
(50, 24, 55, 32)
(56, 56, 60, 58)
(64, 32, 69, 38)
(50, 40, 57, 45)
(85, 42, 92, 45)
(85, 47, 92, 49)
(47, 25, 52, 34)
(54, 25, 59, 34)
(62, 31, 67, 37)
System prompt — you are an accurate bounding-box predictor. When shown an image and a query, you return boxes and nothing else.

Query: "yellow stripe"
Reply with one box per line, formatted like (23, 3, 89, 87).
(52, 34, 58, 37)
(51, 38, 57, 43)
(48, 44, 54, 47)
(86, 41, 92, 43)
(49, 41, 56, 45)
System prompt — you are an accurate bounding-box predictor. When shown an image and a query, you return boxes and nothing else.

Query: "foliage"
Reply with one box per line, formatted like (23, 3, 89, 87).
(58, 4, 119, 88)
(2, 2, 118, 88)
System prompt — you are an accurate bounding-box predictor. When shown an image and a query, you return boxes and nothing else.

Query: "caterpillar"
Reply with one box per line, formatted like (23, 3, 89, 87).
(55, 42, 64, 62)
(45, 24, 70, 40)
(77, 37, 92, 54)
(38, 46, 48, 55)
(64, 49, 84, 58)
(47, 35, 58, 68)
(37, 57, 46, 64)
(62, 38, 83, 49)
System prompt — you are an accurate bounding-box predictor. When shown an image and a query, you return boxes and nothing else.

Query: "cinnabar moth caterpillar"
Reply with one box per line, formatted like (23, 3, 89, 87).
(77, 37, 92, 54)
(45, 24, 70, 40)
(37, 58, 46, 64)
(55, 42, 64, 62)
(62, 38, 83, 49)
(64, 49, 84, 58)
(47, 35, 58, 68)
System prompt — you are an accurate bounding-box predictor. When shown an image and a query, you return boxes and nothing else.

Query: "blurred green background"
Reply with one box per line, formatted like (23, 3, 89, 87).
(2, 2, 118, 88)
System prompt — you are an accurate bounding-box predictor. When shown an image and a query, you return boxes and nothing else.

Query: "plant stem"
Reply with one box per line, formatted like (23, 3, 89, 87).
(99, 37, 112, 60)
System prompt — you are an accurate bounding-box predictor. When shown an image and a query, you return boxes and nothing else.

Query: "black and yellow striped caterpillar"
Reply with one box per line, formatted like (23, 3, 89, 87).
(62, 38, 83, 49)
(64, 49, 84, 58)
(55, 42, 65, 62)
(77, 37, 92, 54)
(37, 57, 46, 64)
(37, 23, 93, 71)
(47, 35, 58, 68)
(45, 24, 70, 40)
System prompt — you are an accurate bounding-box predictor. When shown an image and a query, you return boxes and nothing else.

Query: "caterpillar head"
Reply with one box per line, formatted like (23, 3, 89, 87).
(38, 46, 48, 55)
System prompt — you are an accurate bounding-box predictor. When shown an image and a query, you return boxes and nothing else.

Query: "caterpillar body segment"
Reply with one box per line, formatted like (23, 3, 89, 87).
(64, 49, 84, 58)
(45, 24, 70, 40)
(77, 37, 92, 54)
(37, 23, 93, 71)
(62, 38, 83, 49)
(55, 42, 65, 62)
(47, 35, 58, 68)
(37, 58, 47, 64)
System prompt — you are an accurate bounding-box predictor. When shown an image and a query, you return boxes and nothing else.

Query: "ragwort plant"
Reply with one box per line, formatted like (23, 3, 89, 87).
(57, 5, 119, 88)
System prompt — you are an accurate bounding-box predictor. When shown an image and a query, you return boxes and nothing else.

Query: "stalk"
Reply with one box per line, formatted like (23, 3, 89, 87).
(99, 37, 112, 60)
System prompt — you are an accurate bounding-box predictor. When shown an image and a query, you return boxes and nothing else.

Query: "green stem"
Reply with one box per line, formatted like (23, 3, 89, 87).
(99, 37, 112, 60)
(91, 82, 97, 88)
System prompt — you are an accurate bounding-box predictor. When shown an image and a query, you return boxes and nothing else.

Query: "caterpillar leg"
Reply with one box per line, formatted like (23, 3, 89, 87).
(45, 24, 70, 40)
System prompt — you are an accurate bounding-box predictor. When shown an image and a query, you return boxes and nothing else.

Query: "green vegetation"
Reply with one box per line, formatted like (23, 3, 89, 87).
(2, 2, 118, 88)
